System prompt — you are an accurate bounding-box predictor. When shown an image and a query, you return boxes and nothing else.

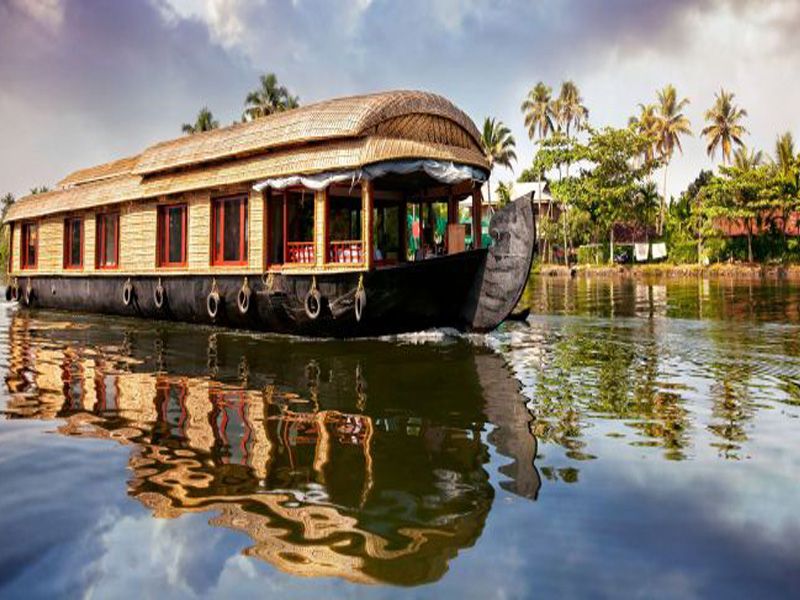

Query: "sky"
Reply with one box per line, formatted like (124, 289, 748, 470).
(1, 0, 798, 200)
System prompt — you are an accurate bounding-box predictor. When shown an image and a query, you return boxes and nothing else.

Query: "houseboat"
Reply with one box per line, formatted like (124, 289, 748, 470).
(4, 91, 535, 337)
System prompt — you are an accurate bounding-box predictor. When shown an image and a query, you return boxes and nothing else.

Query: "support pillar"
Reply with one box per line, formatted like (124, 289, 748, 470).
(362, 180, 374, 269)
(472, 186, 483, 249)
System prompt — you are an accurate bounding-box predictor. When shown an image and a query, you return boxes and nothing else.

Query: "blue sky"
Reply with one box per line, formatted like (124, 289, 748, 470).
(1, 0, 798, 199)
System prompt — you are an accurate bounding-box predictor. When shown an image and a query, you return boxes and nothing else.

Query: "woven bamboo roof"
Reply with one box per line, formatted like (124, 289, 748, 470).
(6, 90, 488, 222)
(57, 154, 140, 189)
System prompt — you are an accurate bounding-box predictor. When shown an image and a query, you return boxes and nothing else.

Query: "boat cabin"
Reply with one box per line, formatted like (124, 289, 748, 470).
(4, 91, 489, 279)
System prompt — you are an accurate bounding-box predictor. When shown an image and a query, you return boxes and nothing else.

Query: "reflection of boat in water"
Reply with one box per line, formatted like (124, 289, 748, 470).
(3, 313, 539, 585)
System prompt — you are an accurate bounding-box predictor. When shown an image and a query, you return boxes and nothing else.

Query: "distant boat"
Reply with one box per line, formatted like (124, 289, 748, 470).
(4, 91, 535, 337)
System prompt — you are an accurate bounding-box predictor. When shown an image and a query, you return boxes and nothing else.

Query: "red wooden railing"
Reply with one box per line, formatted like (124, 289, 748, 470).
(328, 240, 364, 264)
(287, 241, 315, 264)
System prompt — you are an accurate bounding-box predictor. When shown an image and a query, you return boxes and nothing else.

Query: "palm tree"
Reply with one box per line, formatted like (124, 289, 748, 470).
(634, 182, 660, 242)
(629, 103, 659, 163)
(181, 107, 219, 135)
(771, 133, 798, 245)
(552, 81, 587, 265)
(521, 82, 554, 142)
(480, 117, 517, 204)
(732, 146, 763, 171)
(243, 73, 299, 121)
(1, 193, 14, 221)
(654, 85, 692, 234)
(702, 89, 748, 165)
(495, 181, 513, 207)
(521, 82, 555, 230)
(554, 80, 589, 138)
(774, 132, 796, 179)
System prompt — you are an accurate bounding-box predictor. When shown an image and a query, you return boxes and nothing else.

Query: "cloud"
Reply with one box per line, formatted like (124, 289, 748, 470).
(5, 0, 64, 32)
(0, 0, 798, 199)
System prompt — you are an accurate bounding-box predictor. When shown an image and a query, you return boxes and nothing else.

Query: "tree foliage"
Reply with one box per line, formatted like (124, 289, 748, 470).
(181, 107, 219, 135)
(243, 73, 299, 121)
(702, 89, 748, 164)
(548, 126, 659, 244)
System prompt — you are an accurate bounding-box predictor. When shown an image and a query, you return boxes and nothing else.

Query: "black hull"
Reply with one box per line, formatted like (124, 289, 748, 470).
(12, 198, 535, 338)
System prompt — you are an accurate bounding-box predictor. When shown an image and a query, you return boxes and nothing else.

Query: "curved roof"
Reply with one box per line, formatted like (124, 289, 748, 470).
(134, 90, 483, 176)
(6, 90, 488, 222)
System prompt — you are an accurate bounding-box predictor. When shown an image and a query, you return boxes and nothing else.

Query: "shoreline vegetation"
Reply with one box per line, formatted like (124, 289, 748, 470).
(535, 262, 800, 280)
(494, 81, 800, 268)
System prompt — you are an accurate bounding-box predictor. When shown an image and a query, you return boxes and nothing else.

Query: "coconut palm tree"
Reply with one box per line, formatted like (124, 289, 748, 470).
(554, 80, 589, 138)
(521, 82, 555, 228)
(552, 81, 587, 263)
(774, 132, 796, 179)
(181, 107, 220, 135)
(702, 89, 748, 165)
(1, 193, 14, 221)
(654, 85, 692, 234)
(629, 103, 659, 163)
(521, 82, 554, 142)
(243, 73, 299, 121)
(732, 146, 763, 172)
(480, 117, 517, 204)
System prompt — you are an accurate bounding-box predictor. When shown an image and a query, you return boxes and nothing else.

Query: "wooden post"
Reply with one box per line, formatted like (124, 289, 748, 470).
(472, 187, 483, 249)
(446, 186, 456, 252)
(314, 189, 326, 267)
(362, 180, 374, 269)
(399, 200, 407, 262)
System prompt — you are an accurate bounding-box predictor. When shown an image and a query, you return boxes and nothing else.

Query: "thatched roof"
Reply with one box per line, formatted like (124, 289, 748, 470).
(7, 90, 488, 222)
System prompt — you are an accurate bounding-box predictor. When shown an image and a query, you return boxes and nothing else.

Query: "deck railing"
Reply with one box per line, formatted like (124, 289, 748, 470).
(328, 240, 364, 264)
(287, 241, 315, 264)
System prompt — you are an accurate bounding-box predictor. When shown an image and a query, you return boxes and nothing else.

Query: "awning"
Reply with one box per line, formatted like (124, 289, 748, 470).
(252, 159, 487, 192)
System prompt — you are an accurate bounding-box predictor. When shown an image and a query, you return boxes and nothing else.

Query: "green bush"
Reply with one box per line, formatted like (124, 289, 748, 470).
(669, 240, 698, 264)
(577, 245, 608, 265)
(702, 237, 729, 263)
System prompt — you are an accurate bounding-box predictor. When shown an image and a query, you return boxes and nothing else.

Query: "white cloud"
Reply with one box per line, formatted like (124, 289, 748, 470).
(8, 0, 64, 31)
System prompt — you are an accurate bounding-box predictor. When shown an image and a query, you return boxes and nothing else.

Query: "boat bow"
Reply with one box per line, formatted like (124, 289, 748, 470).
(462, 196, 536, 332)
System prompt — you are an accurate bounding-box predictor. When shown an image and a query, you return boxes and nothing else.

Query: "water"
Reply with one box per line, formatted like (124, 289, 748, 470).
(0, 276, 798, 599)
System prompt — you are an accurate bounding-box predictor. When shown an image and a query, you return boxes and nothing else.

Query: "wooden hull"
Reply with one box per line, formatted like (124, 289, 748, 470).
(11, 198, 535, 338)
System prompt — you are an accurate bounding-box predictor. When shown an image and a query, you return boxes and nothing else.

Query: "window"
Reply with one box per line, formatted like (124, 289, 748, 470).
(327, 193, 362, 263)
(212, 196, 248, 265)
(157, 204, 187, 267)
(373, 205, 401, 263)
(96, 213, 119, 269)
(63, 217, 83, 269)
(266, 189, 315, 266)
(21, 222, 38, 270)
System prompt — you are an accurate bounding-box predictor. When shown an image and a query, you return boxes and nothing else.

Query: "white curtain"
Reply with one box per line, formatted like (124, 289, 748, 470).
(252, 159, 487, 192)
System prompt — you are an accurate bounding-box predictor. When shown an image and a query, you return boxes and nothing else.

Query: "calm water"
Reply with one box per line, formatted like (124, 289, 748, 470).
(1, 276, 799, 599)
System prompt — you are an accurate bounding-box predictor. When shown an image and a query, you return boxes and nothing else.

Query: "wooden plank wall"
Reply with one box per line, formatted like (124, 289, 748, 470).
(11, 223, 20, 273)
(8, 186, 369, 277)
(187, 191, 210, 269)
(84, 215, 96, 272)
(120, 201, 157, 270)
(248, 189, 264, 269)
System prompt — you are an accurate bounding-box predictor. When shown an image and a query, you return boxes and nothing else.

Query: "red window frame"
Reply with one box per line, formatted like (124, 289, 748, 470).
(63, 217, 84, 270)
(20, 221, 38, 270)
(211, 195, 248, 266)
(157, 204, 188, 268)
(96, 212, 120, 270)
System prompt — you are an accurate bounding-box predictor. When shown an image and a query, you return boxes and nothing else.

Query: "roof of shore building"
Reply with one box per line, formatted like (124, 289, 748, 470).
(6, 91, 489, 222)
